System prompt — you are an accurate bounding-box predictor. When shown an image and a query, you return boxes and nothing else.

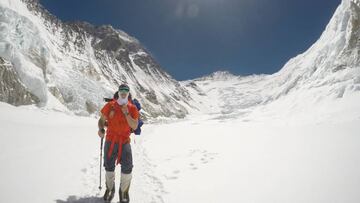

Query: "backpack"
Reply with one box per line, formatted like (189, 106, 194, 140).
(131, 99, 143, 135)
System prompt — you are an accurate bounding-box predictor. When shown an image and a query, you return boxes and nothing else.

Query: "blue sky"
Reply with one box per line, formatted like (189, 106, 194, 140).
(40, 0, 341, 80)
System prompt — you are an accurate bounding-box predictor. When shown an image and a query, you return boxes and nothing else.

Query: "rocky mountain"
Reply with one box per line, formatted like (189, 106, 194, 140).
(0, 56, 39, 105)
(0, 0, 359, 121)
(0, 0, 199, 119)
(183, 0, 360, 120)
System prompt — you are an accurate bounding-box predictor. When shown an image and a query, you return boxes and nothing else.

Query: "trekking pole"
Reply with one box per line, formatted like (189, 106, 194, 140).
(98, 137, 104, 190)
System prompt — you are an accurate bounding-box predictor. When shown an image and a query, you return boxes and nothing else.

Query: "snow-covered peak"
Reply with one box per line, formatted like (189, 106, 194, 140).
(0, 0, 359, 122)
(0, 0, 200, 119)
(184, 0, 360, 121)
(344, 0, 360, 7)
(195, 70, 238, 81)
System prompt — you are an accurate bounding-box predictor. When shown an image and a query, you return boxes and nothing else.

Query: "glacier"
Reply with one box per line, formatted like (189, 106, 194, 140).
(0, 0, 360, 202)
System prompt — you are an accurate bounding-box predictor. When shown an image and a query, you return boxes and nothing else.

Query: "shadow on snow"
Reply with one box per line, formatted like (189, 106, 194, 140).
(55, 195, 104, 203)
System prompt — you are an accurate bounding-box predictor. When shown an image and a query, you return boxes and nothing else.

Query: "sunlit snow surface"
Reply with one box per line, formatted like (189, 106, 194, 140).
(1, 0, 360, 202)
(0, 90, 360, 203)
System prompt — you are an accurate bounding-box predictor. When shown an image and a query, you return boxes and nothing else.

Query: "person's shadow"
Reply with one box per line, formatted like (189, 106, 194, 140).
(55, 195, 104, 203)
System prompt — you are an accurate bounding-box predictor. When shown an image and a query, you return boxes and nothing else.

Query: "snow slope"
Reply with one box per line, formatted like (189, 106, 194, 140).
(1, 98, 360, 203)
(183, 0, 360, 120)
(0, 0, 198, 118)
(1, 0, 360, 202)
(144, 115, 360, 203)
(0, 0, 359, 120)
(0, 102, 157, 203)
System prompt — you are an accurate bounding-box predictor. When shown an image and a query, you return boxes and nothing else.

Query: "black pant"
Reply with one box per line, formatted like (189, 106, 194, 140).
(103, 141, 133, 174)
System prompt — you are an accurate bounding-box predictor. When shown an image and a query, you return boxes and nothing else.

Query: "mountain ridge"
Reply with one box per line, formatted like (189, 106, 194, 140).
(0, 0, 200, 119)
(0, 0, 359, 121)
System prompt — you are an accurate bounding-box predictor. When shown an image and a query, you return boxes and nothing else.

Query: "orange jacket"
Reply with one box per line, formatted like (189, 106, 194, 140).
(101, 100, 139, 164)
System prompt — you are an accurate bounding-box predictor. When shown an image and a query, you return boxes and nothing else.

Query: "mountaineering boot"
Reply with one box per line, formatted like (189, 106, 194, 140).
(103, 186, 115, 202)
(119, 173, 132, 203)
(103, 171, 115, 202)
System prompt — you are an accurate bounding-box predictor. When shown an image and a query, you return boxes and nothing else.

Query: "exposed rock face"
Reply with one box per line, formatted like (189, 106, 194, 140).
(0, 57, 39, 106)
(0, 0, 200, 118)
(0, 0, 359, 121)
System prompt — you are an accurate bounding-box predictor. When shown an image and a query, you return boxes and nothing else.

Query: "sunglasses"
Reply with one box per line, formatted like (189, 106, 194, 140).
(118, 89, 129, 94)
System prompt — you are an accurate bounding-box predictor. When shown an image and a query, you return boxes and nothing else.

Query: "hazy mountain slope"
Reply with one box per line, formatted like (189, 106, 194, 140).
(0, 0, 359, 121)
(183, 0, 360, 120)
(0, 0, 199, 118)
